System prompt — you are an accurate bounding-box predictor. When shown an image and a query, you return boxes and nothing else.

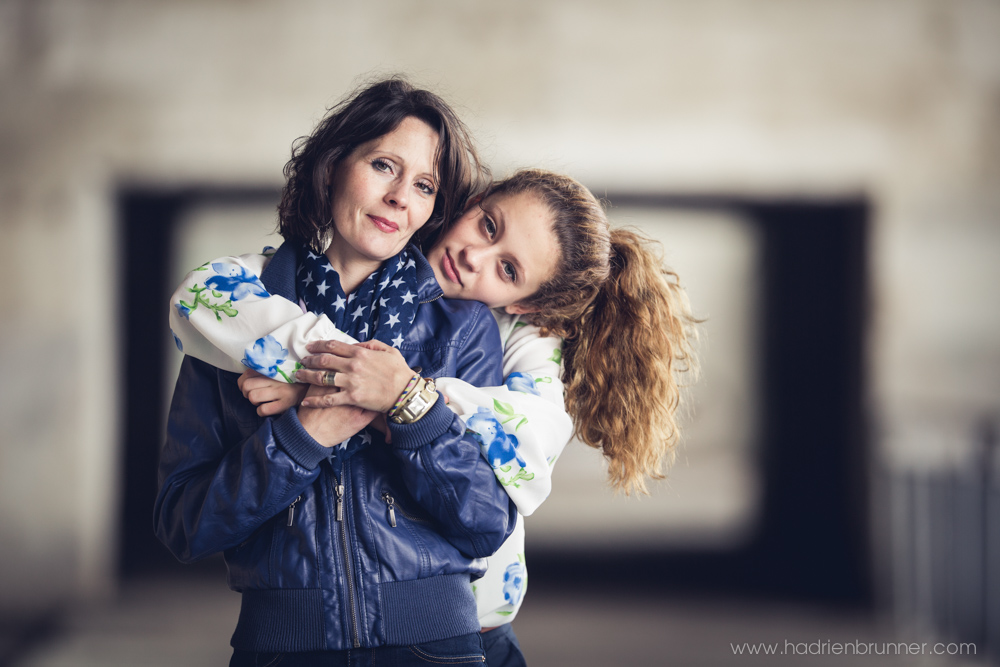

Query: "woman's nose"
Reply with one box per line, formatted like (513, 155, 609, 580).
(384, 180, 408, 209)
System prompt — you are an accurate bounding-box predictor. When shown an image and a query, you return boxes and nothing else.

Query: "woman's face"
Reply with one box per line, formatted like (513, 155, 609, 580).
(426, 192, 559, 312)
(326, 116, 439, 273)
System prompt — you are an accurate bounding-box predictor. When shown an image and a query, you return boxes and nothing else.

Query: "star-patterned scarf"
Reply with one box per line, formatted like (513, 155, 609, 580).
(297, 243, 420, 465)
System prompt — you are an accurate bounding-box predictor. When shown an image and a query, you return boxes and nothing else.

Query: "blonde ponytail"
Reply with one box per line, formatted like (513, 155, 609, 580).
(562, 229, 698, 494)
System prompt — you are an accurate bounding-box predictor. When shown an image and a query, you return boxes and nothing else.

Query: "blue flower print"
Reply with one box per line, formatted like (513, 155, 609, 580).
(505, 372, 540, 396)
(242, 335, 288, 378)
(466, 406, 526, 469)
(171, 330, 183, 352)
(174, 302, 192, 320)
(205, 263, 269, 301)
(502, 562, 526, 606)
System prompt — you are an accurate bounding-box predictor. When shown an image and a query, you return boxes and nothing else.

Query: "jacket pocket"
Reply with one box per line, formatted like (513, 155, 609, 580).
(379, 489, 433, 528)
(268, 492, 318, 589)
(372, 486, 434, 579)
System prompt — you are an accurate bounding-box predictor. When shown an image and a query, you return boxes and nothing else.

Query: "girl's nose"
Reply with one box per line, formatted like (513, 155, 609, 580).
(460, 244, 486, 272)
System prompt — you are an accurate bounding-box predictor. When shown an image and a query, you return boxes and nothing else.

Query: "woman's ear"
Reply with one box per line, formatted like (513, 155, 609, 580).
(504, 302, 538, 315)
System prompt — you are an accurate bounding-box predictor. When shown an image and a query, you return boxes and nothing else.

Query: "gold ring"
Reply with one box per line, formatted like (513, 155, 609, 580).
(321, 371, 337, 386)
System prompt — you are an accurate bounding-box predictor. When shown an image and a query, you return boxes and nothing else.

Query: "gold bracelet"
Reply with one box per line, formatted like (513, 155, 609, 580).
(389, 378, 439, 424)
(388, 373, 421, 419)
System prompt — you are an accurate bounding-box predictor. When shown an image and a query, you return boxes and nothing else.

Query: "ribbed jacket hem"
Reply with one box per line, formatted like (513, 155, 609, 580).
(273, 409, 329, 469)
(388, 398, 455, 451)
(230, 574, 479, 651)
(231, 588, 326, 651)
(379, 573, 481, 645)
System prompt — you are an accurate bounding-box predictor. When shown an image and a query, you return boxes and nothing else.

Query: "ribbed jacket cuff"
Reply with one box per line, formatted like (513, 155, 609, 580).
(272, 409, 329, 469)
(388, 396, 455, 451)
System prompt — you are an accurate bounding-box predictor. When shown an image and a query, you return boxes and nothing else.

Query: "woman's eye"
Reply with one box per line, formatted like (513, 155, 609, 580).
(416, 180, 436, 195)
(372, 158, 392, 173)
(502, 261, 517, 282)
(484, 216, 497, 238)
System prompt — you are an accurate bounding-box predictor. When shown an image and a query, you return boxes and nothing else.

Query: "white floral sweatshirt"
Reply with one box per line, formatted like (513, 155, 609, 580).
(168, 251, 572, 627)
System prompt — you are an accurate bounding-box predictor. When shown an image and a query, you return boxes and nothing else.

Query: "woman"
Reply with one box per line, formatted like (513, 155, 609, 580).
(155, 78, 516, 666)
(170, 169, 698, 666)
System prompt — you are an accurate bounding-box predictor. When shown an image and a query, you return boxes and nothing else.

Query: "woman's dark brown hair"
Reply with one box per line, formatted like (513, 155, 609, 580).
(278, 77, 488, 252)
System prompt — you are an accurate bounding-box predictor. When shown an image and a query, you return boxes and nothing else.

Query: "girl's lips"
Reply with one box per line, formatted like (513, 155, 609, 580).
(368, 215, 398, 233)
(442, 250, 462, 285)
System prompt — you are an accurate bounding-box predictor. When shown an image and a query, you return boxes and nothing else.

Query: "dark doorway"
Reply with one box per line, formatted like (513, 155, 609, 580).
(117, 187, 279, 577)
(118, 188, 869, 605)
(531, 195, 870, 606)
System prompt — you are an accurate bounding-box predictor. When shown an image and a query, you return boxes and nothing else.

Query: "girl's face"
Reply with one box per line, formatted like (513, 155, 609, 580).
(426, 192, 559, 312)
(326, 116, 439, 274)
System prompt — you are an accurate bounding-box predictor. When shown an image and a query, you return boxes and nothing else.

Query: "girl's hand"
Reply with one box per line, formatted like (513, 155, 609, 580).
(297, 384, 378, 448)
(237, 369, 308, 417)
(297, 339, 415, 413)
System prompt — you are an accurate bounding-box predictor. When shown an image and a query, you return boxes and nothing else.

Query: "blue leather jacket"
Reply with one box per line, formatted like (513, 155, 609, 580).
(154, 243, 516, 652)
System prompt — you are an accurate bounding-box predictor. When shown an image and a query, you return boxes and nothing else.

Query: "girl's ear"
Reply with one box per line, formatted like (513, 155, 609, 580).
(504, 302, 538, 315)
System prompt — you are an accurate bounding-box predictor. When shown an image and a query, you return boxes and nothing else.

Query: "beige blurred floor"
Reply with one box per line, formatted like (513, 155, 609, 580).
(11, 577, 991, 667)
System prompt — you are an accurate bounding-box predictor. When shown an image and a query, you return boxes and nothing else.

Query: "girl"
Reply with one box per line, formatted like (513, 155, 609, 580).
(170, 170, 698, 666)
(157, 78, 513, 667)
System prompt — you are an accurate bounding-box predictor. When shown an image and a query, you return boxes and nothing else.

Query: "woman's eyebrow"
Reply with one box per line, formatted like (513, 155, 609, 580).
(372, 150, 436, 180)
(371, 149, 402, 163)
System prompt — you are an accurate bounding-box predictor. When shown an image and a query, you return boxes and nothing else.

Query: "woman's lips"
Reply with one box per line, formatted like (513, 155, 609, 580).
(442, 250, 462, 285)
(368, 215, 398, 233)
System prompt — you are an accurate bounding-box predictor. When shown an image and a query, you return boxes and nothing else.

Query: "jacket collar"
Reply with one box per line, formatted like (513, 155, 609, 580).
(260, 242, 443, 303)
(259, 242, 299, 300)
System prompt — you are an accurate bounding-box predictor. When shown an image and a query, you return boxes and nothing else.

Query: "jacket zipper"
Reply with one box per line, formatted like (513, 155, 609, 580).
(381, 491, 430, 526)
(380, 492, 397, 527)
(334, 464, 361, 648)
(419, 292, 442, 305)
(286, 495, 302, 526)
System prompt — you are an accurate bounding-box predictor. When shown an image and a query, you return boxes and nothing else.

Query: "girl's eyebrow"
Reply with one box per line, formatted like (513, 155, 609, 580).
(491, 204, 526, 282)
(490, 201, 506, 228)
(507, 253, 526, 283)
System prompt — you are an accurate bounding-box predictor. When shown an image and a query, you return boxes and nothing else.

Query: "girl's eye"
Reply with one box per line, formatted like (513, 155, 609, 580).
(416, 180, 436, 196)
(372, 158, 393, 173)
(502, 261, 517, 282)
(484, 216, 497, 238)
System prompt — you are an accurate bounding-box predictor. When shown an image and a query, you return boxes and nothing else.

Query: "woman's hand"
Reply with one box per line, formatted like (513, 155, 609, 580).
(297, 384, 379, 447)
(297, 339, 415, 413)
(237, 369, 308, 417)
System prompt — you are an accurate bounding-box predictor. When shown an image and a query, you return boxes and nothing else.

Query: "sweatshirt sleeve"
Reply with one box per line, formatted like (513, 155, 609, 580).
(168, 252, 356, 381)
(435, 316, 571, 516)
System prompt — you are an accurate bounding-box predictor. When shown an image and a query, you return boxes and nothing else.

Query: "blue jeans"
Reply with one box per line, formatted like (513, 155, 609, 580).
(481, 625, 527, 667)
(229, 632, 486, 666)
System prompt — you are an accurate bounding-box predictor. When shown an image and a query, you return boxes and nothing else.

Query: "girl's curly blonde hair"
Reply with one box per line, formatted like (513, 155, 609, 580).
(484, 170, 699, 494)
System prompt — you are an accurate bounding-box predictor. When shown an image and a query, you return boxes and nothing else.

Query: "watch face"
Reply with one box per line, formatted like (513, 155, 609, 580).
(407, 394, 429, 415)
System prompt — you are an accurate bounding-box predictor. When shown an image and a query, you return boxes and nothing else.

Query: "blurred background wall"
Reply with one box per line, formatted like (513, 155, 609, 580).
(1, 0, 998, 662)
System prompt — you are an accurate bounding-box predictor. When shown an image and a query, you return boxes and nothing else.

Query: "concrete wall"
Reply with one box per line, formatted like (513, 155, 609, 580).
(1, 0, 998, 612)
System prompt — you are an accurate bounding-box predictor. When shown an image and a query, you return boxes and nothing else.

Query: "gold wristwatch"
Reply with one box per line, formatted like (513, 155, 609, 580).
(390, 378, 439, 424)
